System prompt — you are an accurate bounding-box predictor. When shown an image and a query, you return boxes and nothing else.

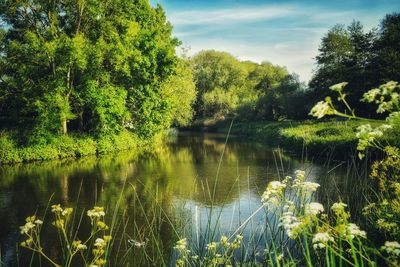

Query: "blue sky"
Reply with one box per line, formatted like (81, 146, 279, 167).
(151, 0, 399, 82)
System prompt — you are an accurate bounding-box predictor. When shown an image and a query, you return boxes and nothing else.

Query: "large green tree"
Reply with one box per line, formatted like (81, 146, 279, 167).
(309, 22, 376, 115)
(371, 13, 400, 84)
(191, 50, 291, 120)
(0, 0, 178, 140)
(191, 50, 246, 118)
(161, 57, 196, 127)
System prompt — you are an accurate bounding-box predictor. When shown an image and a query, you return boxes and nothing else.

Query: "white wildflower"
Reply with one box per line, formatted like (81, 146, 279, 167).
(280, 211, 302, 239)
(306, 202, 324, 216)
(309, 101, 333, 119)
(51, 204, 63, 213)
(174, 238, 187, 251)
(362, 88, 381, 102)
(20, 222, 36, 234)
(346, 223, 367, 239)
(206, 242, 217, 251)
(128, 239, 146, 248)
(381, 241, 400, 256)
(331, 202, 347, 213)
(62, 208, 73, 217)
(261, 181, 286, 205)
(330, 82, 348, 92)
(77, 244, 87, 250)
(87, 207, 106, 218)
(220, 235, 230, 247)
(312, 232, 334, 250)
(283, 201, 295, 212)
(94, 238, 105, 247)
(293, 181, 320, 193)
(356, 124, 392, 158)
(294, 170, 306, 181)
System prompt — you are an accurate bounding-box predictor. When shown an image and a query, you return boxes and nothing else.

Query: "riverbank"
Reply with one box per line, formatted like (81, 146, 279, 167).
(185, 119, 393, 158)
(0, 130, 158, 164)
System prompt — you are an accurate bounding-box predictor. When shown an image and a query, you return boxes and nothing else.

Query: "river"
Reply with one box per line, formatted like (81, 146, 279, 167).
(0, 132, 368, 266)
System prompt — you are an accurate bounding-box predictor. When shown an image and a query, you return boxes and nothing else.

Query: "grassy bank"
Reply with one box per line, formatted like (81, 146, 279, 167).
(189, 119, 393, 158)
(0, 130, 154, 164)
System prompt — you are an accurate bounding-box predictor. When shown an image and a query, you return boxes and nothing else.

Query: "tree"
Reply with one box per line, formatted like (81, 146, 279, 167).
(0, 0, 178, 139)
(190, 50, 291, 121)
(191, 50, 246, 118)
(161, 57, 196, 127)
(309, 22, 377, 116)
(372, 13, 400, 83)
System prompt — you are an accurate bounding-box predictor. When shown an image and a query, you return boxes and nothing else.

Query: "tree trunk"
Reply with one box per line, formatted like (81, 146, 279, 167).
(61, 116, 68, 135)
(79, 111, 84, 132)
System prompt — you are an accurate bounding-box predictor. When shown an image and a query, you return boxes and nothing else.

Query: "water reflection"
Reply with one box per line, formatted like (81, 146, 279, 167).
(0, 132, 365, 266)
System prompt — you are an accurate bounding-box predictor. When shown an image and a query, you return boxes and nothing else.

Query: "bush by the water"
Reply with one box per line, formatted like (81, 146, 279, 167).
(0, 130, 141, 164)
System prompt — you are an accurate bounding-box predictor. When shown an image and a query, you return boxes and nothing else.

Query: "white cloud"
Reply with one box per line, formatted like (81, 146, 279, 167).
(169, 4, 299, 26)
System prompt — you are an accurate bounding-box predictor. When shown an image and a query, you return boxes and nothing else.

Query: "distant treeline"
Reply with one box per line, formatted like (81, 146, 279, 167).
(189, 13, 400, 122)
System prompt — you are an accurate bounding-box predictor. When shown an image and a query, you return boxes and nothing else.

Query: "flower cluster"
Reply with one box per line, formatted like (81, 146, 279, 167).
(331, 202, 350, 220)
(356, 124, 392, 158)
(312, 232, 334, 249)
(174, 238, 188, 252)
(330, 82, 348, 92)
(20, 216, 43, 248)
(261, 181, 286, 205)
(294, 170, 306, 180)
(305, 202, 324, 216)
(280, 211, 303, 239)
(88, 235, 111, 267)
(292, 181, 320, 193)
(20, 204, 112, 267)
(174, 235, 243, 267)
(345, 223, 367, 239)
(51, 204, 73, 230)
(362, 81, 400, 114)
(20, 216, 42, 235)
(381, 241, 400, 256)
(87, 206, 106, 218)
(309, 100, 334, 119)
(72, 240, 87, 252)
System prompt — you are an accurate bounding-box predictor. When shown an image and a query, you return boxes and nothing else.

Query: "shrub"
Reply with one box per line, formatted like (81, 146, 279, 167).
(363, 148, 400, 240)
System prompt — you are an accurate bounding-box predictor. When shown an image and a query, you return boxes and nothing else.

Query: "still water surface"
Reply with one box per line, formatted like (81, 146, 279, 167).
(0, 132, 363, 266)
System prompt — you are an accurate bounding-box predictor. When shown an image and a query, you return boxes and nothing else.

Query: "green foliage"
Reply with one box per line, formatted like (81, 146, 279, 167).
(191, 50, 303, 121)
(0, 131, 20, 162)
(161, 57, 197, 127)
(192, 50, 246, 94)
(309, 81, 400, 158)
(0, 130, 139, 164)
(86, 82, 128, 136)
(191, 50, 246, 118)
(363, 152, 400, 240)
(309, 14, 400, 117)
(311, 80, 400, 262)
(96, 130, 139, 155)
(372, 13, 400, 83)
(202, 88, 238, 117)
(0, 0, 179, 140)
(211, 120, 384, 157)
